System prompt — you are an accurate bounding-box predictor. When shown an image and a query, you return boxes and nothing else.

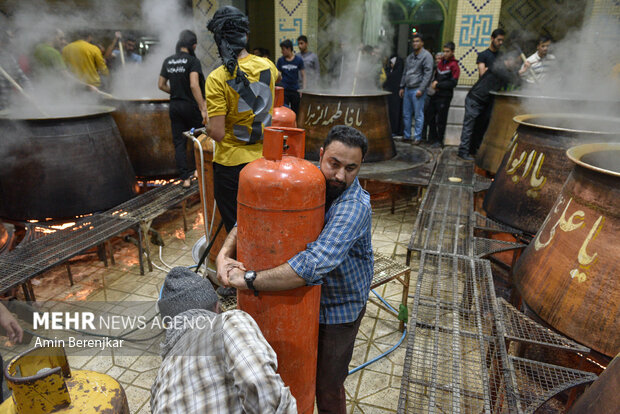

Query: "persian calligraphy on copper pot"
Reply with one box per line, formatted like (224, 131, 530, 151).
(513, 143, 620, 357)
(483, 114, 620, 234)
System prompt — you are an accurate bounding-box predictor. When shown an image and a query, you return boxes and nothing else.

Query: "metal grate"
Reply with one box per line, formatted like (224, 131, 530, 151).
(218, 294, 238, 312)
(509, 356, 597, 414)
(0, 215, 137, 294)
(409, 212, 472, 256)
(497, 298, 590, 353)
(104, 180, 199, 222)
(398, 252, 512, 413)
(371, 252, 410, 288)
(431, 162, 476, 187)
(474, 212, 523, 235)
(419, 184, 474, 217)
(473, 237, 526, 258)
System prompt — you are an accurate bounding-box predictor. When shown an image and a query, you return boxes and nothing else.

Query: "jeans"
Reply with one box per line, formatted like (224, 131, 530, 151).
(402, 87, 426, 141)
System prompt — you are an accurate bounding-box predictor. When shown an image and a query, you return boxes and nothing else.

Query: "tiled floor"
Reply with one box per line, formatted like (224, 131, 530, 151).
(0, 188, 423, 413)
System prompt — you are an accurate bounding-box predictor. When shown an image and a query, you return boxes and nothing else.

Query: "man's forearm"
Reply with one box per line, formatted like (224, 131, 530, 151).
(254, 263, 306, 291)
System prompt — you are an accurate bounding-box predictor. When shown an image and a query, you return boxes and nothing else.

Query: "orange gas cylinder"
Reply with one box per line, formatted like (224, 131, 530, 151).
(237, 126, 324, 414)
(273, 86, 296, 127)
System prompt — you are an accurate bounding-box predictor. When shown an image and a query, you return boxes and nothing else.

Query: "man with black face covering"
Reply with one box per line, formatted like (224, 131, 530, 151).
(216, 125, 373, 414)
(158, 30, 207, 188)
(206, 6, 279, 233)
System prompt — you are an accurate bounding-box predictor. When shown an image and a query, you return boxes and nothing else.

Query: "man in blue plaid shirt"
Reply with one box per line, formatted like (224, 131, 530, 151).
(217, 125, 373, 413)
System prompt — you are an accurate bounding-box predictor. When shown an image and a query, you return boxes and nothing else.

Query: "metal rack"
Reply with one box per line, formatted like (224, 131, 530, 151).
(399, 252, 513, 413)
(400, 146, 599, 413)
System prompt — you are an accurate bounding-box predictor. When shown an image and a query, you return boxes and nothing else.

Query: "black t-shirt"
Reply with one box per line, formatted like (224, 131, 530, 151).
(476, 49, 498, 70)
(160, 52, 205, 104)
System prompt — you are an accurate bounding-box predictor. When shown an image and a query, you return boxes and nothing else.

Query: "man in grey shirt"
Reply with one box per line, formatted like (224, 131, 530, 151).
(297, 35, 320, 89)
(399, 33, 433, 143)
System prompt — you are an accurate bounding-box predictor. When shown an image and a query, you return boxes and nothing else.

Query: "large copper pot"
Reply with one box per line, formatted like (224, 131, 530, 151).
(0, 106, 138, 220)
(513, 143, 620, 357)
(297, 91, 395, 162)
(483, 114, 620, 234)
(109, 97, 192, 178)
(476, 92, 620, 174)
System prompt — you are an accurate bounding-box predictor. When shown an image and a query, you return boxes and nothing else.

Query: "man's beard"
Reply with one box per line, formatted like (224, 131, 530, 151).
(326, 179, 346, 207)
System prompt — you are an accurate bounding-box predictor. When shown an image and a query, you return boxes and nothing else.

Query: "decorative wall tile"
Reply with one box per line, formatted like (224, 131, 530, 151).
(453, 0, 503, 85)
(275, 0, 318, 59)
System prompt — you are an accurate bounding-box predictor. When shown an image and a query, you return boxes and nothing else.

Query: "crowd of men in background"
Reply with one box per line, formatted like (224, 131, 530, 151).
(0, 27, 144, 110)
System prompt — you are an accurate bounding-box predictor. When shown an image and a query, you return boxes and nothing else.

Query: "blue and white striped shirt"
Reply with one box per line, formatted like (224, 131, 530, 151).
(288, 177, 373, 324)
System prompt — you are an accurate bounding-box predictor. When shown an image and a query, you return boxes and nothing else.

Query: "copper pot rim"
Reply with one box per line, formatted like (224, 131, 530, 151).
(0, 105, 117, 121)
(513, 113, 620, 135)
(566, 143, 620, 177)
(108, 97, 170, 103)
(492, 90, 620, 104)
(299, 90, 391, 98)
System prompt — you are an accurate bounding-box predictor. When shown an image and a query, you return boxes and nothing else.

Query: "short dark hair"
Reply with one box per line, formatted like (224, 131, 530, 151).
(538, 35, 552, 44)
(491, 28, 505, 38)
(323, 126, 368, 159)
(412, 33, 423, 42)
(297, 35, 308, 43)
(280, 39, 293, 50)
(443, 41, 455, 51)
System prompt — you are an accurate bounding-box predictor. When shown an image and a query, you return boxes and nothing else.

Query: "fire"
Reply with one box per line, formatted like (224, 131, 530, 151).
(174, 229, 185, 241)
(193, 212, 204, 230)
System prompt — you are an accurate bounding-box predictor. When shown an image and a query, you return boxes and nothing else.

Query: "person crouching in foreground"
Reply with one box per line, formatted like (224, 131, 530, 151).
(150, 266, 296, 413)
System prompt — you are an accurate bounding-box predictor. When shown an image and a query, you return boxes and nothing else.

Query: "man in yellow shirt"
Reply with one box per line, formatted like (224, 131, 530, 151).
(206, 6, 279, 233)
(62, 32, 109, 87)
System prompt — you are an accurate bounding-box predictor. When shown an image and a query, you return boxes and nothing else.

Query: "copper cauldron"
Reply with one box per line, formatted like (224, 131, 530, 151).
(0, 106, 138, 221)
(483, 114, 620, 234)
(297, 91, 395, 162)
(110, 97, 193, 178)
(476, 92, 620, 174)
(513, 143, 620, 357)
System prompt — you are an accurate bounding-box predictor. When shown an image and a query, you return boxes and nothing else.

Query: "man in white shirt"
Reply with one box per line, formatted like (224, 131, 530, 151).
(519, 35, 555, 83)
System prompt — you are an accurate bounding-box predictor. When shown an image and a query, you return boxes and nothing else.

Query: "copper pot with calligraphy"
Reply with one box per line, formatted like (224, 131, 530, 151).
(483, 114, 620, 234)
(297, 91, 395, 162)
(109, 97, 192, 178)
(513, 143, 620, 357)
(476, 92, 620, 175)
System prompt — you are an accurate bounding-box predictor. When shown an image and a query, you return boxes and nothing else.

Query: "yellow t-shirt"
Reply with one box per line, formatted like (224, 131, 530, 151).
(62, 40, 109, 87)
(206, 54, 278, 166)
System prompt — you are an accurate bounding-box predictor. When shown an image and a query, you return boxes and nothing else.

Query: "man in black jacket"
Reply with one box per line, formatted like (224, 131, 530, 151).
(457, 51, 521, 160)
(426, 42, 460, 148)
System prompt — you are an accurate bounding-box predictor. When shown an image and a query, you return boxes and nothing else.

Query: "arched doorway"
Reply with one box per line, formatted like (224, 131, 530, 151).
(385, 0, 445, 57)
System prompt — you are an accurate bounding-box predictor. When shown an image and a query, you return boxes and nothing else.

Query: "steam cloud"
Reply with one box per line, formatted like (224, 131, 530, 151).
(516, 15, 620, 117)
(2, 0, 200, 115)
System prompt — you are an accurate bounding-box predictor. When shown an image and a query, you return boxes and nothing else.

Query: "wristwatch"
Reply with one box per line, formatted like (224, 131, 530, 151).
(244, 270, 258, 296)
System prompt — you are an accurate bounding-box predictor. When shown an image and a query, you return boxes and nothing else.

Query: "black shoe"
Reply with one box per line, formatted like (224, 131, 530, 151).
(457, 153, 474, 161)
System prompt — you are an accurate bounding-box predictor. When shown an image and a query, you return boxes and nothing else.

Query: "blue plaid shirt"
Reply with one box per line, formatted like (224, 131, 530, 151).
(288, 177, 373, 324)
